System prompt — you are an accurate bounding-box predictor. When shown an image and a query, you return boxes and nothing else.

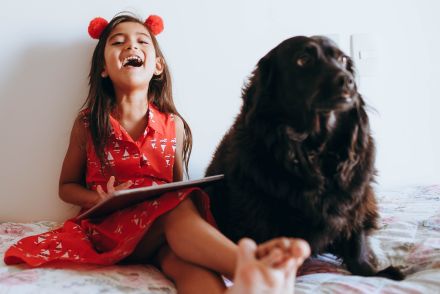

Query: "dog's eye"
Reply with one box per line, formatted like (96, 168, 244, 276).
(297, 54, 313, 67)
(339, 56, 349, 67)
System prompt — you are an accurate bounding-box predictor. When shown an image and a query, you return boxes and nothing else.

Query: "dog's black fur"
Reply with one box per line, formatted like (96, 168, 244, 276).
(205, 36, 403, 279)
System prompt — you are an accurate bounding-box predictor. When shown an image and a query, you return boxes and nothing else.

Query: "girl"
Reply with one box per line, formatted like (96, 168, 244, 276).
(4, 13, 310, 293)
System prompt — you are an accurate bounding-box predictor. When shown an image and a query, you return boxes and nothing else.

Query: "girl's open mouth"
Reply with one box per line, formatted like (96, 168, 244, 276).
(122, 55, 143, 67)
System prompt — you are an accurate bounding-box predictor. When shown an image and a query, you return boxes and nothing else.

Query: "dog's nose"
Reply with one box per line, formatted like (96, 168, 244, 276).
(335, 73, 355, 91)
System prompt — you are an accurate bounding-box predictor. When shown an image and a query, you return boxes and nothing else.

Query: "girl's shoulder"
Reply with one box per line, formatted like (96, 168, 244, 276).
(78, 108, 91, 128)
(173, 114, 184, 134)
(75, 108, 91, 141)
(68, 109, 89, 149)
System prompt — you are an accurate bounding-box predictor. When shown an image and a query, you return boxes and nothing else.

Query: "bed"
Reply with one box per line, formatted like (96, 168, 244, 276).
(1, 185, 440, 293)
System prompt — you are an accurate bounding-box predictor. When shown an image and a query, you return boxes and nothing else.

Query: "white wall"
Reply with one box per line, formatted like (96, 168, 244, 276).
(1, 0, 439, 222)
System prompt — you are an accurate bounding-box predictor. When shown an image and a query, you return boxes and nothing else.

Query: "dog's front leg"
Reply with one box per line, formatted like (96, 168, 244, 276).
(339, 231, 377, 277)
(338, 232, 405, 280)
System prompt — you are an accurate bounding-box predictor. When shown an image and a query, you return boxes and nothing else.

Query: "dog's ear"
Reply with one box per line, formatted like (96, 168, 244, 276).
(242, 53, 275, 125)
(337, 101, 372, 186)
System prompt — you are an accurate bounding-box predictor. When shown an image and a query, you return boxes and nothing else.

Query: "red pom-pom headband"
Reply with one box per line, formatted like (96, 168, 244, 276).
(88, 15, 164, 39)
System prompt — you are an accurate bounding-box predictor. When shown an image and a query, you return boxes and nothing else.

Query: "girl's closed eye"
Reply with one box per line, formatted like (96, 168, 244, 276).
(111, 40, 124, 45)
(109, 34, 125, 45)
(138, 38, 150, 45)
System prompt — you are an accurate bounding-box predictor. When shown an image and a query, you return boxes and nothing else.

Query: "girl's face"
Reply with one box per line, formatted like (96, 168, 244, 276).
(102, 21, 163, 92)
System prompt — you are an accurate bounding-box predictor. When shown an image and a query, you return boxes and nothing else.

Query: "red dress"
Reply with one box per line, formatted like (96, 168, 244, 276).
(4, 103, 215, 267)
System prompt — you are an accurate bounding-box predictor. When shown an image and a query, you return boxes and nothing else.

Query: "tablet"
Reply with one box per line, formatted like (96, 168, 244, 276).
(76, 174, 224, 220)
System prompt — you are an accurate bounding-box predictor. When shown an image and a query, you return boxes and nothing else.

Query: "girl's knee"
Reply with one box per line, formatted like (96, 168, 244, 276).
(171, 197, 198, 215)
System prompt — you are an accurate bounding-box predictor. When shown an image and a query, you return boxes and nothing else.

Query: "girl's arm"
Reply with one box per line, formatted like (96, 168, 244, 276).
(59, 116, 101, 209)
(173, 115, 185, 182)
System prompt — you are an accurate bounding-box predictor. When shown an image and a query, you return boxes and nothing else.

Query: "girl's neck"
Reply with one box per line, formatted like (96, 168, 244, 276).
(113, 88, 149, 121)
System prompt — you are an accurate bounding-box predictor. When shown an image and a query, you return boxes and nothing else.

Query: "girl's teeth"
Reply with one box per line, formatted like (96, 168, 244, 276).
(123, 56, 142, 67)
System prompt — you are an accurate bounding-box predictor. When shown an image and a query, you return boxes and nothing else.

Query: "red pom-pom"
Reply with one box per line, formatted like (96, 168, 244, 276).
(145, 15, 164, 36)
(88, 17, 108, 39)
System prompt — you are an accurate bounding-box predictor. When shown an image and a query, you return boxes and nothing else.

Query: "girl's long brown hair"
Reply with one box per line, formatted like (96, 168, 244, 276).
(83, 13, 192, 177)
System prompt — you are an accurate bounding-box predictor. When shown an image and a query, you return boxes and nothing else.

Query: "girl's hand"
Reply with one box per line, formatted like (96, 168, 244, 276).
(96, 176, 133, 202)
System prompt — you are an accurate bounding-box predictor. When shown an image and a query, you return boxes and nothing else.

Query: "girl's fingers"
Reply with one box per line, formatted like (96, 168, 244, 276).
(96, 185, 106, 199)
(116, 180, 133, 191)
(106, 176, 116, 194)
(101, 176, 133, 196)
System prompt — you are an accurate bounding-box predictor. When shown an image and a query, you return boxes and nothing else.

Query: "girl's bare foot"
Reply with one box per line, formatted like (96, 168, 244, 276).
(227, 238, 310, 294)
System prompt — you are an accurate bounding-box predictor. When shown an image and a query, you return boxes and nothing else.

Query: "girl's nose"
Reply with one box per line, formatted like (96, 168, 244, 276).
(127, 45, 138, 50)
(126, 41, 138, 50)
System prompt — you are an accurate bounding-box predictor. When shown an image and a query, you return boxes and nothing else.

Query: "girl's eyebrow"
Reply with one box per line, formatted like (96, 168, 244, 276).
(109, 32, 151, 41)
(137, 32, 151, 39)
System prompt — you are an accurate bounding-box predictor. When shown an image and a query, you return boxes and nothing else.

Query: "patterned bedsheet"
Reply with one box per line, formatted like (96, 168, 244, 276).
(1, 185, 440, 293)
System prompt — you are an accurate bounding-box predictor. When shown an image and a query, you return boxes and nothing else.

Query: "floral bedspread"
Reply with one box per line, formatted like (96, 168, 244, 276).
(1, 185, 440, 293)
(0, 222, 176, 294)
(296, 185, 440, 293)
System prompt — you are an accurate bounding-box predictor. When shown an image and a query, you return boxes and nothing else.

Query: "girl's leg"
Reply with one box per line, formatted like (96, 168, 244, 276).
(131, 190, 310, 284)
(157, 245, 226, 294)
(129, 192, 310, 294)
(157, 237, 310, 294)
(158, 193, 238, 278)
(128, 193, 236, 277)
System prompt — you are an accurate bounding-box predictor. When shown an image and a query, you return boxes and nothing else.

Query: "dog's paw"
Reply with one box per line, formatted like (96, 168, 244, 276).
(376, 266, 405, 281)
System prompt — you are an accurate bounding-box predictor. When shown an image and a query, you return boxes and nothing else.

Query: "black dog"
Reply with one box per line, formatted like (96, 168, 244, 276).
(205, 36, 402, 279)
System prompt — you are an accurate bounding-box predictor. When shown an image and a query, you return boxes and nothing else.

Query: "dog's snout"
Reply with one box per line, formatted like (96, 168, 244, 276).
(335, 73, 354, 92)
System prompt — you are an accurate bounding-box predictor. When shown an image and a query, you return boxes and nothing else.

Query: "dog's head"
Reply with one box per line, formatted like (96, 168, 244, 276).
(243, 36, 361, 133)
